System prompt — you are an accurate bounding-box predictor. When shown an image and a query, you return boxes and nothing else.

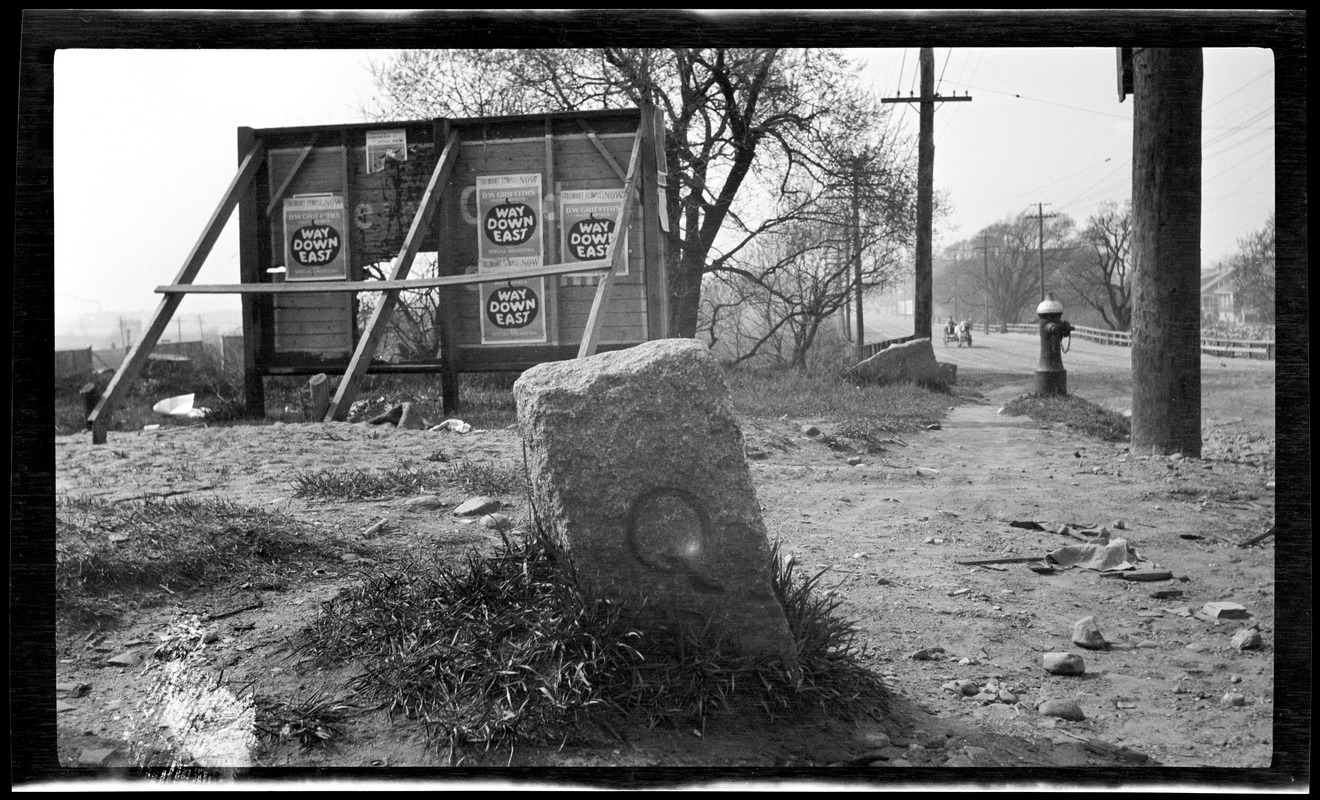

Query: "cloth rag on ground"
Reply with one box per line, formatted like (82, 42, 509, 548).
(1046, 528, 1141, 571)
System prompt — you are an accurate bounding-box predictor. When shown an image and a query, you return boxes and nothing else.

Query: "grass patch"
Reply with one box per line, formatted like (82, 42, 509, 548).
(291, 457, 525, 500)
(726, 366, 952, 435)
(291, 462, 448, 500)
(55, 495, 331, 626)
(1000, 394, 1131, 443)
(303, 531, 886, 758)
(448, 458, 528, 497)
(254, 691, 357, 750)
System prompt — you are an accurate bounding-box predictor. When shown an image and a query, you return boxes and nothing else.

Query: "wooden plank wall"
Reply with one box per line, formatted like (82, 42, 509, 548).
(442, 127, 647, 359)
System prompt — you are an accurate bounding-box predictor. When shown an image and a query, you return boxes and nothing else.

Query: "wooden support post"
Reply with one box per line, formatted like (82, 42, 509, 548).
(306, 373, 330, 421)
(577, 133, 643, 359)
(325, 131, 460, 422)
(79, 382, 100, 430)
(264, 136, 318, 218)
(88, 139, 267, 444)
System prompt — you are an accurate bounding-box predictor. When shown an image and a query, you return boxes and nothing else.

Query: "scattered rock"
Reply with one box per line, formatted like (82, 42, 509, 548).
(1042, 652, 1086, 675)
(1221, 692, 1247, 708)
(861, 732, 891, 749)
(1037, 699, 1086, 721)
(957, 679, 979, 696)
(915, 467, 941, 478)
(948, 587, 970, 597)
(846, 456, 863, 466)
(1112, 519, 1127, 530)
(78, 747, 117, 767)
(404, 495, 447, 510)
(889, 758, 913, 767)
(1071, 616, 1108, 650)
(481, 513, 513, 531)
(105, 650, 144, 668)
(1150, 589, 1184, 600)
(971, 691, 998, 704)
(453, 496, 501, 517)
(800, 424, 821, 437)
(1230, 628, 1262, 652)
(847, 338, 944, 387)
(57, 700, 75, 713)
(56, 682, 90, 698)
(998, 689, 1018, 704)
(910, 646, 945, 661)
(925, 423, 941, 431)
(1203, 601, 1250, 619)
(430, 419, 472, 433)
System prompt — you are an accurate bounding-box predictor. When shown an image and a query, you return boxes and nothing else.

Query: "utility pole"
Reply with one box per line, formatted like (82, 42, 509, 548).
(883, 48, 971, 340)
(975, 233, 994, 335)
(1030, 202, 1060, 302)
(1128, 48, 1203, 457)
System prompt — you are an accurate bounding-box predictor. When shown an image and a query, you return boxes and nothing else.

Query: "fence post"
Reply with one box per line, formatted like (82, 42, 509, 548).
(80, 382, 101, 430)
(306, 373, 330, 422)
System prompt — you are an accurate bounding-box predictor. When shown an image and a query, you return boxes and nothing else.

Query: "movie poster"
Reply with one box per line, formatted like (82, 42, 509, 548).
(282, 194, 349, 281)
(559, 188, 628, 277)
(476, 174, 546, 343)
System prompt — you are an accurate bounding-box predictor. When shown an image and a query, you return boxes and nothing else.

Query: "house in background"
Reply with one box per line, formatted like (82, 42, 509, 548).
(1200, 269, 1261, 324)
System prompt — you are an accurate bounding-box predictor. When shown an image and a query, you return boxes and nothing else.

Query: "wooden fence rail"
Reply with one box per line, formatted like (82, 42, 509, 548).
(1000, 323, 1273, 360)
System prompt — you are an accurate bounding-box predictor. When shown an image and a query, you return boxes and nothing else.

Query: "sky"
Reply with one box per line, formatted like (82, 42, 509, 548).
(52, 46, 1275, 323)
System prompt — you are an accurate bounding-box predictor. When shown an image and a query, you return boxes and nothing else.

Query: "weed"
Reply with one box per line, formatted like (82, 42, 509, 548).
(291, 462, 447, 501)
(302, 527, 885, 756)
(254, 691, 357, 750)
(1000, 394, 1131, 442)
(448, 458, 527, 497)
(727, 366, 951, 434)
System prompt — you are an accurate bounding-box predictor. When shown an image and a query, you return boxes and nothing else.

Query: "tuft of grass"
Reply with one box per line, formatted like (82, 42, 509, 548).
(447, 458, 528, 497)
(302, 527, 886, 756)
(55, 495, 331, 626)
(726, 366, 951, 435)
(1000, 394, 1131, 442)
(291, 462, 448, 500)
(254, 691, 356, 750)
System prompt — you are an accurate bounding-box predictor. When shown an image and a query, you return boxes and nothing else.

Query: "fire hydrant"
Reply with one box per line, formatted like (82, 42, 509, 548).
(1035, 292, 1072, 397)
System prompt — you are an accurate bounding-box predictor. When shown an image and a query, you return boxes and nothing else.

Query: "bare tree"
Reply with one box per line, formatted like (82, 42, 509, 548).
(366, 48, 911, 338)
(942, 211, 1077, 328)
(1062, 201, 1133, 330)
(1228, 212, 1275, 324)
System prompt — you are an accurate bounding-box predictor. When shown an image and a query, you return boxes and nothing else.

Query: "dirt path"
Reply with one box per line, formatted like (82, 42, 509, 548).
(50, 357, 1276, 778)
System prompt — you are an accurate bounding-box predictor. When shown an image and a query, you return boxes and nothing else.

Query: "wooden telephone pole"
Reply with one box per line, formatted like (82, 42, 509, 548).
(975, 232, 994, 334)
(882, 48, 971, 341)
(1128, 48, 1203, 457)
(1030, 202, 1060, 302)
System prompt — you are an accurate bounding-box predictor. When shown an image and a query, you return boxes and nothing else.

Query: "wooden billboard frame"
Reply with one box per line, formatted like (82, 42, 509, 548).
(87, 106, 666, 443)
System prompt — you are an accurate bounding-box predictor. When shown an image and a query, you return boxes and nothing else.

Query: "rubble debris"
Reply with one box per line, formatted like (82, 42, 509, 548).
(105, 650, 144, 668)
(1203, 601, 1250, 619)
(1037, 699, 1086, 721)
(404, 495, 447, 510)
(1071, 616, 1108, 650)
(453, 496, 501, 517)
(1042, 652, 1086, 675)
(1150, 589, 1184, 600)
(57, 682, 90, 698)
(1221, 693, 1247, 708)
(1230, 628, 1262, 652)
(1099, 569, 1173, 582)
(915, 467, 941, 477)
(910, 646, 945, 661)
(800, 424, 821, 437)
(78, 747, 117, 767)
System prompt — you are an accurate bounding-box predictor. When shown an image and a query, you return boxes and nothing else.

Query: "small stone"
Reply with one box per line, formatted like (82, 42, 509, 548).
(948, 588, 970, 597)
(957, 679, 979, 696)
(1221, 692, 1247, 708)
(57, 700, 76, 713)
(889, 758, 913, 767)
(1071, 616, 1108, 650)
(925, 423, 941, 431)
(56, 682, 90, 698)
(105, 651, 144, 668)
(998, 689, 1017, 704)
(1112, 519, 1127, 530)
(846, 456, 863, 466)
(861, 732, 891, 749)
(942, 680, 961, 694)
(481, 513, 513, 531)
(915, 467, 941, 477)
(1203, 601, 1250, 619)
(404, 495, 447, 510)
(78, 747, 117, 767)
(1042, 652, 1086, 675)
(1137, 640, 1160, 649)
(1229, 675, 1243, 684)
(801, 424, 821, 437)
(910, 646, 945, 661)
(341, 553, 360, 563)
(1230, 628, 1262, 652)
(971, 691, 998, 704)
(453, 496, 501, 516)
(1037, 699, 1085, 721)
